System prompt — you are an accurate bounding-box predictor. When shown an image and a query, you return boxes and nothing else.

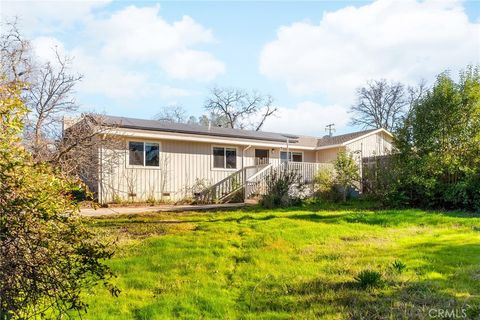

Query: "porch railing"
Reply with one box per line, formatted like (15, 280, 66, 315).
(286, 162, 333, 183)
(245, 164, 274, 198)
(197, 161, 334, 203)
(196, 167, 246, 204)
(245, 162, 334, 198)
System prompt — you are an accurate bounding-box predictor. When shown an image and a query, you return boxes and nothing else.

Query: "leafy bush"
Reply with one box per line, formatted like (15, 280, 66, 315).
(334, 151, 360, 202)
(0, 79, 117, 319)
(313, 167, 337, 200)
(354, 270, 383, 289)
(260, 165, 304, 208)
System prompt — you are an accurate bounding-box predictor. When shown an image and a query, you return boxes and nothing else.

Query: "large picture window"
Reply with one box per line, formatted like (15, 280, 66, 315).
(213, 147, 237, 169)
(129, 141, 160, 167)
(280, 151, 303, 163)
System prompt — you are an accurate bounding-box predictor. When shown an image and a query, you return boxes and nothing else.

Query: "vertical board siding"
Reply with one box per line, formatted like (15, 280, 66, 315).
(345, 131, 393, 158)
(97, 132, 393, 203)
(99, 138, 244, 203)
(316, 147, 343, 163)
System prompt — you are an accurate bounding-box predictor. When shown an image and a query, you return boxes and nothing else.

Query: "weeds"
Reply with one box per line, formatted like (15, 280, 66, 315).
(354, 270, 383, 289)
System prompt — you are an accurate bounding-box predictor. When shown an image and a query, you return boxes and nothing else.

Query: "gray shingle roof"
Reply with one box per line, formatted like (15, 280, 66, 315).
(102, 115, 380, 148)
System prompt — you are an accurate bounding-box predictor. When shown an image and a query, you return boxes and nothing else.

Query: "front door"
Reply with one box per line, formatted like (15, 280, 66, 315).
(255, 149, 269, 166)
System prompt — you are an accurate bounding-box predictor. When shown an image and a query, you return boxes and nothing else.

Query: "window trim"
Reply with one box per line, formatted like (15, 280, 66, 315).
(280, 151, 304, 163)
(126, 140, 162, 169)
(211, 145, 238, 171)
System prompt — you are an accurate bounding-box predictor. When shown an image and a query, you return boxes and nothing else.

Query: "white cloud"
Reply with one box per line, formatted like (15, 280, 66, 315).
(162, 50, 225, 81)
(23, 5, 225, 100)
(260, 0, 480, 102)
(1, 0, 111, 33)
(262, 101, 349, 136)
(88, 5, 225, 81)
(31, 37, 67, 63)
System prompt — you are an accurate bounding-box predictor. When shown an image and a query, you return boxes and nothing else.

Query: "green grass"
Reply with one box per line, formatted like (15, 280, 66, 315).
(83, 203, 480, 319)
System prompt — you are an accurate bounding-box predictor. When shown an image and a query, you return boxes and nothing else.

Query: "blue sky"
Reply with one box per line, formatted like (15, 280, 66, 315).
(2, 0, 480, 136)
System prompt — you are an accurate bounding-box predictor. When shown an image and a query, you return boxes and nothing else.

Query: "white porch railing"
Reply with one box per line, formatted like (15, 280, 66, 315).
(245, 162, 334, 198)
(287, 162, 333, 183)
(245, 164, 274, 198)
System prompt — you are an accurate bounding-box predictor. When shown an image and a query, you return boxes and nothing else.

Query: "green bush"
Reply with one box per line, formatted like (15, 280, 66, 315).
(313, 167, 337, 201)
(354, 270, 383, 289)
(260, 165, 303, 208)
(334, 151, 360, 202)
(0, 79, 116, 319)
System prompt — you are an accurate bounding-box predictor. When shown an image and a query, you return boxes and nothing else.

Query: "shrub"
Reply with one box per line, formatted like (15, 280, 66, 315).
(354, 270, 383, 289)
(0, 79, 117, 319)
(260, 165, 304, 208)
(334, 151, 360, 202)
(313, 167, 337, 200)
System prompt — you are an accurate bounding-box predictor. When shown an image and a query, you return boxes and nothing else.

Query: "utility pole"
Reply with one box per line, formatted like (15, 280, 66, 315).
(325, 123, 336, 137)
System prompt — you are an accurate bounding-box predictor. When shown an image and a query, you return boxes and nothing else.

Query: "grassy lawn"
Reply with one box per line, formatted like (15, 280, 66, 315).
(83, 203, 480, 319)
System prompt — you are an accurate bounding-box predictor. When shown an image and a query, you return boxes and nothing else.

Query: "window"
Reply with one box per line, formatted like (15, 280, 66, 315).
(129, 141, 160, 167)
(280, 151, 303, 162)
(213, 147, 237, 169)
(129, 141, 144, 166)
(145, 143, 159, 166)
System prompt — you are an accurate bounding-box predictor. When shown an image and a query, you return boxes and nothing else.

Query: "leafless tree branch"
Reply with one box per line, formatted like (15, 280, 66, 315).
(204, 86, 277, 131)
(349, 79, 427, 132)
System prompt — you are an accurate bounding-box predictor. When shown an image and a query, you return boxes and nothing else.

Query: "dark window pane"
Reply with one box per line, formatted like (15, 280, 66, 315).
(145, 143, 159, 166)
(280, 151, 288, 162)
(225, 148, 236, 169)
(213, 147, 225, 168)
(129, 141, 144, 165)
(292, 153, 303, 162)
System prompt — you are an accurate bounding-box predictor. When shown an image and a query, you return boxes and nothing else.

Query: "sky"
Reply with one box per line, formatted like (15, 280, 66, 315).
(1, 0, 479, 136)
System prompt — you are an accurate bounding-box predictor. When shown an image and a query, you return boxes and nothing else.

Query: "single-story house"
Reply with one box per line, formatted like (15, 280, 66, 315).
(69, 115, 393, 204)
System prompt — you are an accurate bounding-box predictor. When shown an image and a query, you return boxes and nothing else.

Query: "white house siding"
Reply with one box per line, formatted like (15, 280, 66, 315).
(345, 131, 393, 157)
(316, 147, 344, 163)
(96, 131, 392, 203)
(98, 137, 316, 203)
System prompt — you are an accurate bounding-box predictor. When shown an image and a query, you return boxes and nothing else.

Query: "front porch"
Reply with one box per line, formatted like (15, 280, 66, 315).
(196, 161, 333, 204)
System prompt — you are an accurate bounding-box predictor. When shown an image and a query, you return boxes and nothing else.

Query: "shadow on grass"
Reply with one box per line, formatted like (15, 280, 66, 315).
(400, 243, 480, 282)
(235, 240, 480, 319)
(88, 201, 480, 235)
(239, 276, 480, 319)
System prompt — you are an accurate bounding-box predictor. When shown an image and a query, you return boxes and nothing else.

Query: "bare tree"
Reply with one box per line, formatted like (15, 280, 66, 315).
(349, 79, 427, 132)
(0, 19, 32, 83)
(204, 86, 277, 131)
(406, 79, 428, 115)
(349, 79, 406, 132)
(24, 51, 83, 160)
(1, 19, 120, 190)
(155, 104, 190, 123)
